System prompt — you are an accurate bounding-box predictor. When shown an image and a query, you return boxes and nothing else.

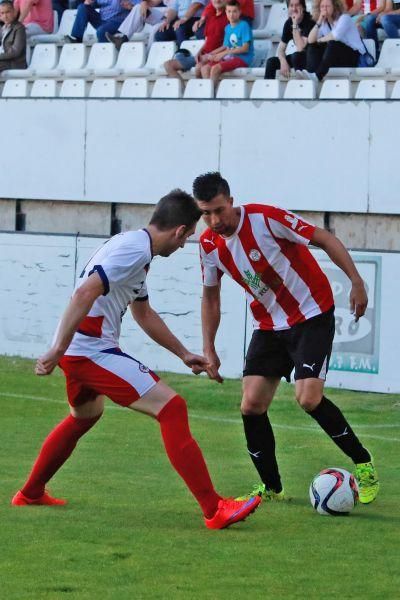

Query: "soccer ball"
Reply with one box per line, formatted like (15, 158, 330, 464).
(309, 468, 359, 516)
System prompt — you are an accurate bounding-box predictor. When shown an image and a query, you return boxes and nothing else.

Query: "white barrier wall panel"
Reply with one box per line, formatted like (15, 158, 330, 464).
(0, 233, 75, 357)
(369, 103, 400, 214)
(84, 100, 221, 204)
(219, 101, 370, 213)
(0, 100, 86, 201)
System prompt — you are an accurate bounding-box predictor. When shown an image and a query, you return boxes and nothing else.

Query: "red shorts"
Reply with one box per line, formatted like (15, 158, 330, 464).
(206, 57, 248, 73)
(59, 348, 159, 408)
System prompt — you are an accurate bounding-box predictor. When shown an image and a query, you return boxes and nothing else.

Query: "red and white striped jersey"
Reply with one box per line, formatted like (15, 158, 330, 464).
(60, 229, 152, 356)
(199, 204, 334, 331)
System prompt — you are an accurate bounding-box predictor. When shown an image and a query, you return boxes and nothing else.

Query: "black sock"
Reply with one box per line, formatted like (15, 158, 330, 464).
(241, 412, 282, 493)
(308, 396, 370, 464)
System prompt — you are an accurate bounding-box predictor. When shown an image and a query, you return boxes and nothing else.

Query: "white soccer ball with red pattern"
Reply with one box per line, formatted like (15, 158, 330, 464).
(309, 468, 359, 516)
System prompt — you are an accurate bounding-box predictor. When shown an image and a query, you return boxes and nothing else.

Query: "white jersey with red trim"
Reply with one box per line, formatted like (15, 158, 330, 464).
(199, 204, 334, 331)
(59, 229, 152, 356)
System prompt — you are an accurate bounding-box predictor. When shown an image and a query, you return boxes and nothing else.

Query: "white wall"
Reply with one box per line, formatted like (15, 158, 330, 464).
(0, 231, 399, 393)
(0, 98, 398, 213)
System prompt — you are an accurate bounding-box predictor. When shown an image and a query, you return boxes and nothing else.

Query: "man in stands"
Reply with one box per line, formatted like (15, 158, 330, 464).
(264, 0, 314, 79)
(193, 172, 379, 506)
(67, 0, 131, 43)
(154, 0, 207, 47)
(163, 0, 228, 79)
(106, 0, 173, 50)
(0, 0, 27, 72)
(199, 0, 254, 85)
(11, 189, 261, 531)
(14, 0, 53, 37)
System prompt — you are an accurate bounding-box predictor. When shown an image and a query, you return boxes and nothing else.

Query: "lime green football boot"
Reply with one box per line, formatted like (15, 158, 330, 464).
(235, 483, 288, 502)
(355, 458, 379, 504)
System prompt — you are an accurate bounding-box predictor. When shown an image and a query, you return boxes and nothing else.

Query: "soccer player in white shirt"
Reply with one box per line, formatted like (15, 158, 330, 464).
(11, 189, 262, 529)
(193, 172, 379, 505)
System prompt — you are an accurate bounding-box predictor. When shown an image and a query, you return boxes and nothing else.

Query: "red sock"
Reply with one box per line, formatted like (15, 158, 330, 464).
(21, 413, 101, 499)
(157, 395, 221, 518)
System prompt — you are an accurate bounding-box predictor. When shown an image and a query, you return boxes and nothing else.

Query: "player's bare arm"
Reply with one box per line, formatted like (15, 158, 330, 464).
(201, 284, 224, 383)
(130, 299, 209, 375)
(35, 273, 105, 376)
(311, 227, 368, 321)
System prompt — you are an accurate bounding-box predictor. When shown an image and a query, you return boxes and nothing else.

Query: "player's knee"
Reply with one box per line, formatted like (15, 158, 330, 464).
(241, 391, 267, 415)
(157, 394, 188, 423)
(296, 390, 320, 412)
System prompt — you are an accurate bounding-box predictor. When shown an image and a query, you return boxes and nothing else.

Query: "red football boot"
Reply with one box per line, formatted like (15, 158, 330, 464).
(205, 495, 261, 529)
(11, 490, 67, 506)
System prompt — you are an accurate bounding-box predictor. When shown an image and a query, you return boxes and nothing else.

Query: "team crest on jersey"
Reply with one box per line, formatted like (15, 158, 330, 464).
(139, 363, 150, 373)
(249, 249, 261, 262)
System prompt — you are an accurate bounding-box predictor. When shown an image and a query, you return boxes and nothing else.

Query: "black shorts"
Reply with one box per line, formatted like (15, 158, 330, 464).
(243, 307, 335, 382)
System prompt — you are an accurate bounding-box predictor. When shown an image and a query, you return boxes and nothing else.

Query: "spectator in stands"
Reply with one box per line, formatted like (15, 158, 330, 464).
(106, 0, 174, 49)
(363, 0, 399, 53)
(163, 0, 227, 79)
(0, 0, 27, 71)
(264, 0, 314, 79)
(193, 0, 253, 37)
(14, 0, 53, 37)
(66, 0, 131, 43)
(299, 0, 365, 80)
(200, 0, 253, 85)
(154, 0, 207, 47)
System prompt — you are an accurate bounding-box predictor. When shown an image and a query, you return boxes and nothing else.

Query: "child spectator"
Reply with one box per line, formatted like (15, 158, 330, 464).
(0, 0, 27, 71)
(200, 0, 254, 86)
(164, 0, 228, 79)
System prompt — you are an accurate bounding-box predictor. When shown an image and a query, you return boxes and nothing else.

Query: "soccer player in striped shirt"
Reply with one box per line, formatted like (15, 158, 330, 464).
(193, 172, 379, 505)
(11, 189, 261, 529)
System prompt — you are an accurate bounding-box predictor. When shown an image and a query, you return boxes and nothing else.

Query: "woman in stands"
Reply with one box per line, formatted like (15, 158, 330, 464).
(298, 0, 365, 80)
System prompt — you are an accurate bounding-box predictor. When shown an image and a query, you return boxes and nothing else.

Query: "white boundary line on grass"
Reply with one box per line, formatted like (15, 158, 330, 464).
(1, 391, 400, 443)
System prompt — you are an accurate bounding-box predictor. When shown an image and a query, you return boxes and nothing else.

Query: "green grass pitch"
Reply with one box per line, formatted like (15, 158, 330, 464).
(1, 356, 399, 599)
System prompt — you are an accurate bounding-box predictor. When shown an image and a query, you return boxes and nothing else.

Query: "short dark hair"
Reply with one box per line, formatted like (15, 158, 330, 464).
(0, 1, 15, 7)
(149, 189, 202, 231)
(226, 0, 241, 7)
(192, 172, 230, 202)
(286, 0, 307, 10)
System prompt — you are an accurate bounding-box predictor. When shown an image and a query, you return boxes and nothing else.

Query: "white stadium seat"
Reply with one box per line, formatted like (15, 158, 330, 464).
(83, 22, 98, 44)
(284, 79, 316, 99)
(151, 78, 183, 98)
(59, 79, 87, 97)
(29, 9, 77, 44)
(391, 79, 400, 98)
(254, 3, 288, 39)
(123, 41, 177, 76)
(356, 39, 400, 77)
(30, 79, 57, 97)
(180, 39, 204, 56)
(57, 44, 88, 77)
(94, 42, 146, 77)
(319, 79, 351, 99)
(89, 79, 118, 98)
(355, 79, 386, 99)
(250, 79, 281, 99)
(65, 43, 116, 77)
(120, 78, 149, 98)
(253, 3, 266, 31)
(2, 79, 29, 97)
(2, 44, 58, 78)
(216, 79, 247, 99)
(183, 79, 214, 99)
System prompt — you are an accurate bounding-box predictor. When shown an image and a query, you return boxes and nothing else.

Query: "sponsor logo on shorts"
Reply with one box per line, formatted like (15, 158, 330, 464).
(139, 363, 150, 373)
